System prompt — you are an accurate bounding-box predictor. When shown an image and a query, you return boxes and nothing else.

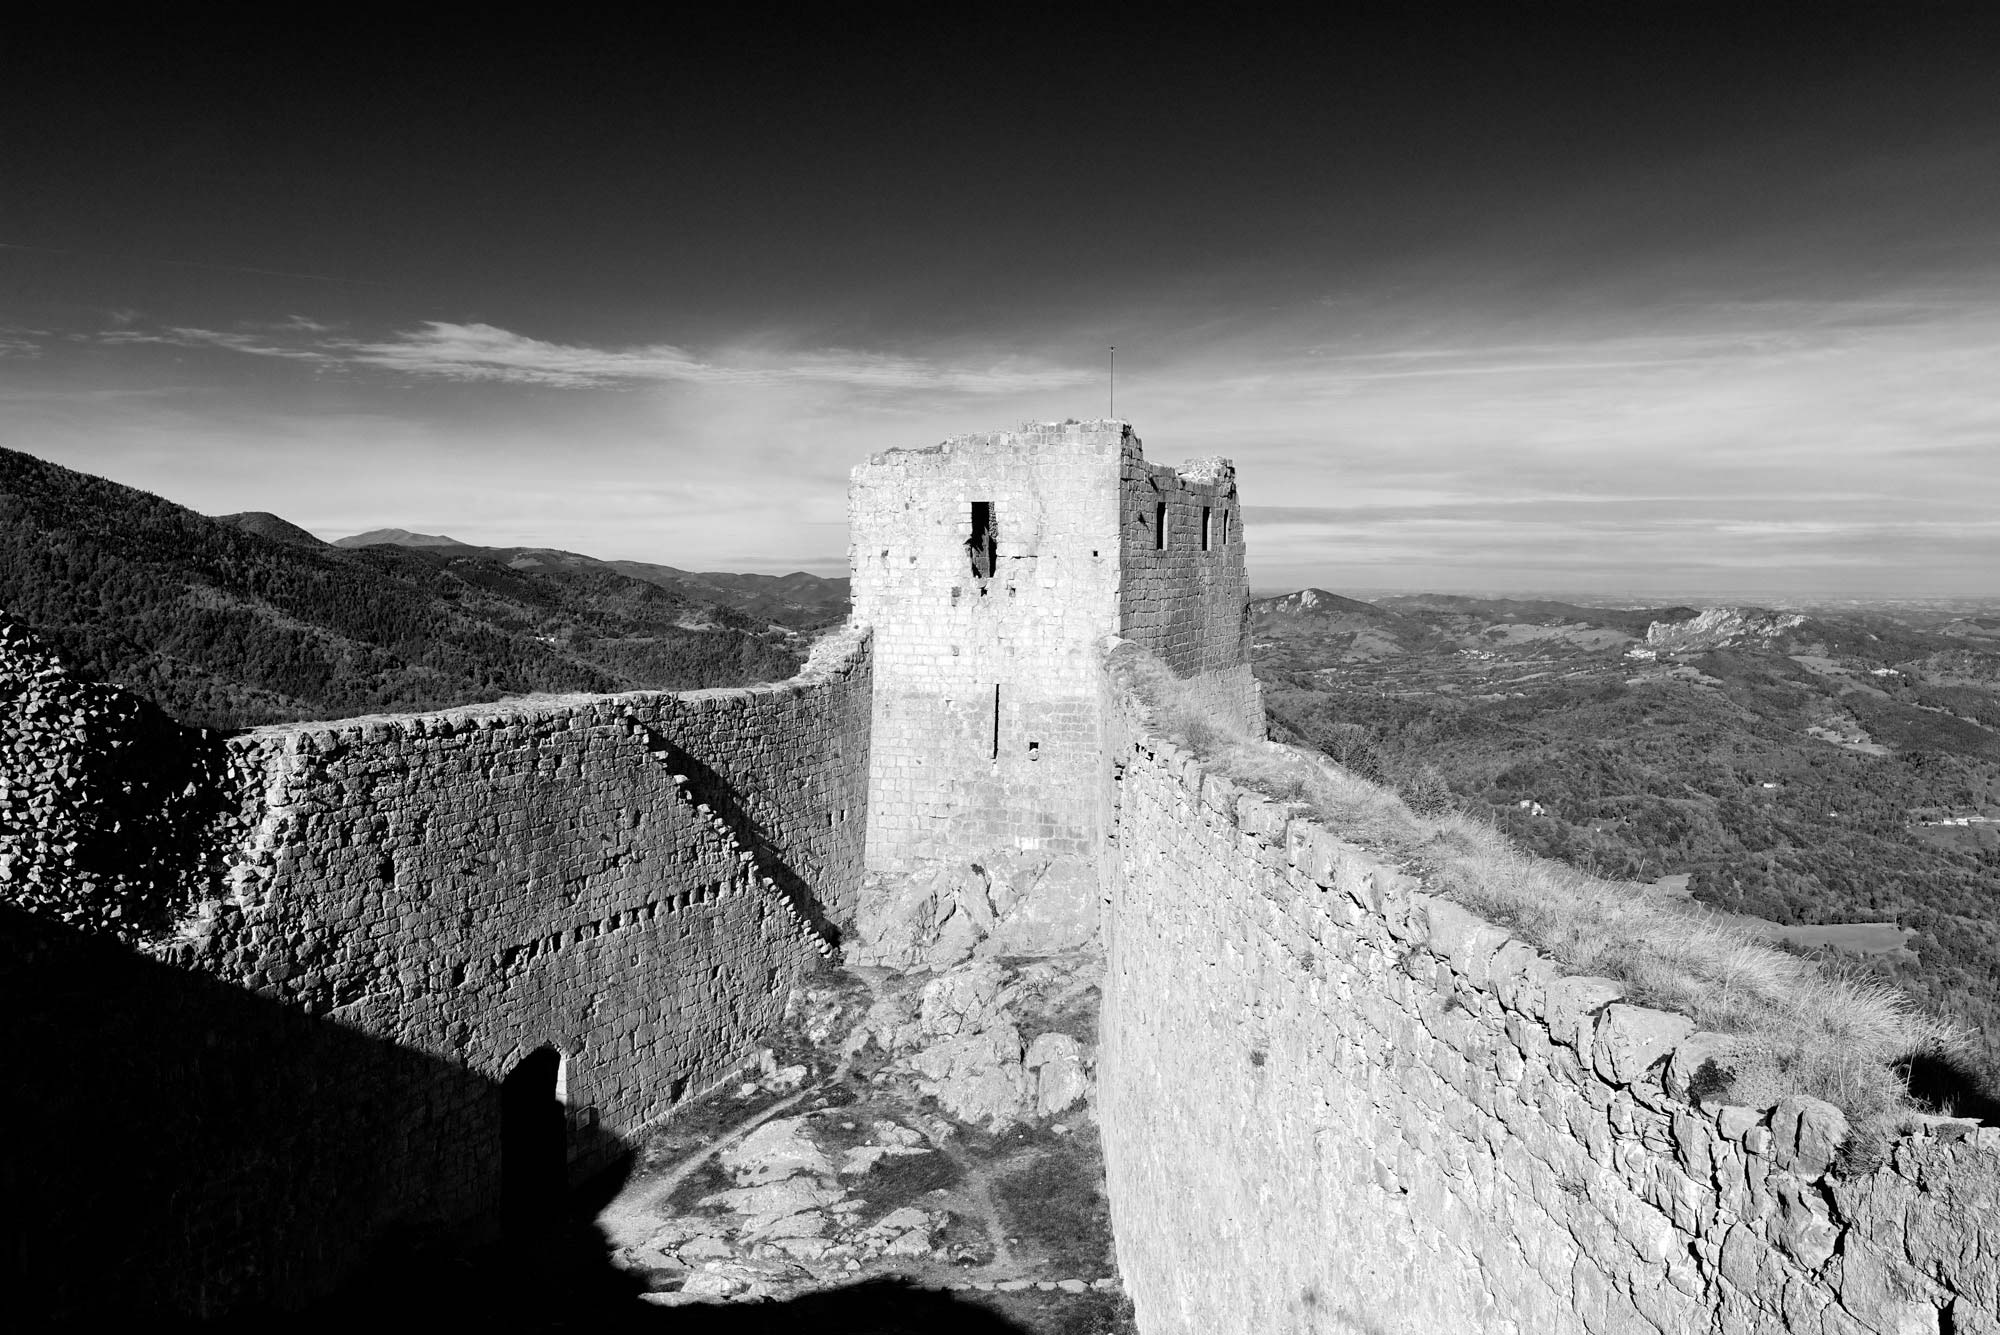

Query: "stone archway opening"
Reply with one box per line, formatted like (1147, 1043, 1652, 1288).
(501, 1045, 568, 1239)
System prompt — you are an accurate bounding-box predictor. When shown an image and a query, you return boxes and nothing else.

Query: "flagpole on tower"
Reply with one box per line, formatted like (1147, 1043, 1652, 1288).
(1109, 346, 1116, 419)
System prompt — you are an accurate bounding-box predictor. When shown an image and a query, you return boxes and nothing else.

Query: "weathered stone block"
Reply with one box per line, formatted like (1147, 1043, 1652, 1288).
(1288, 823, 1344, 888)
(1417, 897, 1514, 987)
(1771, 1095, 1848, 1180)
(1835, 1240, 1940, 1335)
(1335, 855, 1381, 913)
(1662, 1030, 1739, 1104)
(1376, 868, 1421, 939)
(1590, 1004, 1694, 1086)
(1544, 976, 1626, 1053)
(1235, 792, 1289, 840)
(1672, 1108, 1716, 1186)
(1715, 1104, 1760, 1143)
(1199, 774, 1240, 819)
(1945, 1296, 2000, 1335)
(1717, 1222, 1765, 1293)
(1773, 1176, 1840, 1268)
(1487, 938, 1539, 1000)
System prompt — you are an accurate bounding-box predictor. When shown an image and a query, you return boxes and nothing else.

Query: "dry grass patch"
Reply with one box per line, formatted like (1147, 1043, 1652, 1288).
(1112, 644, 1975, 1130)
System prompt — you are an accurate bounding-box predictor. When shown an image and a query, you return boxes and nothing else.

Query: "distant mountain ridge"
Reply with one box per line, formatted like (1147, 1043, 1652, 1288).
(0, 446, 816, 730)
(332, 527, 471, 548)
(1251, 587, 1710, 662)
(328, 529, 849, 629)
(1371, 592, 1699, 637)
(326, 523, 852, 627)
(214, 512, 328, 549)
(1254, 588, 1382, 617)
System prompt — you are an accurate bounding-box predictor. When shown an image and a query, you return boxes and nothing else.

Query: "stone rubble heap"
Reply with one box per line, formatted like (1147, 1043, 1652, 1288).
(847, 853, 1095, 969)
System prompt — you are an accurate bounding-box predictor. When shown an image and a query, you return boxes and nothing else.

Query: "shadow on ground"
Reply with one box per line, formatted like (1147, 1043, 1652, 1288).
(7, 902, 1123, 1332)
(259, 1154, 1049, 1333)
(289, 1229, 1038, 1334)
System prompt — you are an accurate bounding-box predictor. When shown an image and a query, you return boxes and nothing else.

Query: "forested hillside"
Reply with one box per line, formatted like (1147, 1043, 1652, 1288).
(1253, 591, 2000, 1084)
(0, 447, 807, 730)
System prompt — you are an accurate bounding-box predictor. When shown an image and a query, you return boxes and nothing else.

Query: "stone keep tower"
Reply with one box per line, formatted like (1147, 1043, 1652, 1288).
(849, 420, 1258, 895)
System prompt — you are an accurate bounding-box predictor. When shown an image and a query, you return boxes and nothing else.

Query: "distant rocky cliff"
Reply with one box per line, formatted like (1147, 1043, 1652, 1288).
(1641, 607, 1809, 656)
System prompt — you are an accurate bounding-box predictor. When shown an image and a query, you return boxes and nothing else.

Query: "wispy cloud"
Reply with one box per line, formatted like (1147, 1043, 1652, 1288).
(89, 319, 1092, 393)
(16, 273, 2000, 597)
(1113, 285, 2000, 597)
(98, 325, 333, 362)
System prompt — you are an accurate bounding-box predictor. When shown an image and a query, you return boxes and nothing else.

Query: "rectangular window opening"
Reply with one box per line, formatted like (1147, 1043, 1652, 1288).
(1201, 506, 1213, 551)
(991, 684, 1001, 760)
(1220, 511, 1230, 546)
(969, 501, 997, 579)
(1154, 501, 1168, 551)
(1027, 740, 1040, 762)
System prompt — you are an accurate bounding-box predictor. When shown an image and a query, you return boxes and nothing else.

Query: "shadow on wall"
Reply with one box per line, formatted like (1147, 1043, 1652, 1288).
(1, 904, 640, 1322)
(3, 907, 1031, 1332)
(638, 723, 845, 951)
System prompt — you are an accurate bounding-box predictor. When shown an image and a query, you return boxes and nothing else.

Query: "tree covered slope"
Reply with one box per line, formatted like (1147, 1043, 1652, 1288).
(0, 446, 806, 729)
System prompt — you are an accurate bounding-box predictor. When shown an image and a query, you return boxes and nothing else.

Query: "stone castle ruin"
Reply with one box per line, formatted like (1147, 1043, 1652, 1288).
(4, 422, 1996, 1330)
(851, 423, 1259, 954)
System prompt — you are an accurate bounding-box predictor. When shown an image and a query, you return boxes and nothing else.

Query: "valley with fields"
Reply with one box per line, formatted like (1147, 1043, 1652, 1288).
(1252, 589, 2000, 1089)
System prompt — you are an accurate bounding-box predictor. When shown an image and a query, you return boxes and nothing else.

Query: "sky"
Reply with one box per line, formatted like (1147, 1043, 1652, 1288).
(5, 8, 2000, 599)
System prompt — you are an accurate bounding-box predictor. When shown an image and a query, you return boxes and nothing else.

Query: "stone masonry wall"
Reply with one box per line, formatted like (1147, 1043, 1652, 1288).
(181, 622, 871, 1146)
(1098, 650, 2000, 1335)
(1116, 444, 1261, 734)
(850, 422, 1127, 886)
(0, 616, 235, 936)
(4, 625, 871, 1317)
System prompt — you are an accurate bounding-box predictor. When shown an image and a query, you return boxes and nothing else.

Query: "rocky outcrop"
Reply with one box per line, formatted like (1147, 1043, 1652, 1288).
(602, 957, 1121, 1320)
(1641, 607, 1808, 656)
(1025, 1032, 1090, 1118)
(835, 956, 1100, 1132)
(848, 853, 1097, 970)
